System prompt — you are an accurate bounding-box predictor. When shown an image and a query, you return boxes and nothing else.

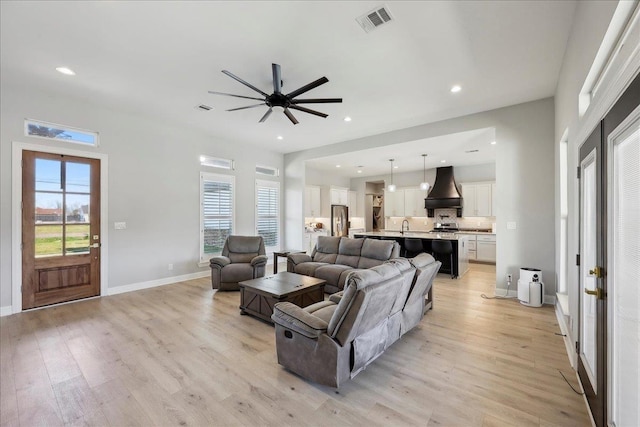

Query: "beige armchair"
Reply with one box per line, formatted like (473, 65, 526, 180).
(209, 236, 268, 291)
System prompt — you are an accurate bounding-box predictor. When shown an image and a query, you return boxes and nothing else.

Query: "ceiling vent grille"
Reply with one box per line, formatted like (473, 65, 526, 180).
(196, 104, 213, 111)
(356, 5, 393, 33)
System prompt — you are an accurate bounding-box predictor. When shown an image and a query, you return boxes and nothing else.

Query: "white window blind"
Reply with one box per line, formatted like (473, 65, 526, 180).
(200, 172, 234, 261)
(256, 180, 279, 250)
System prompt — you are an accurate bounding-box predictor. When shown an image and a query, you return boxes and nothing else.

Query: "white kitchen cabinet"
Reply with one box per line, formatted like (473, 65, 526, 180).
(304, 186, 321, 217)
(460, 234, 477, 260)
(403, 188, 427, 217)
(461, 182, 494, 217)
(330, 187, 348, 205)
(348, 190, 357, 218)
(476, 234, 496, 262)
(305, 230, 328, 254)
(384, 189, 405, 217)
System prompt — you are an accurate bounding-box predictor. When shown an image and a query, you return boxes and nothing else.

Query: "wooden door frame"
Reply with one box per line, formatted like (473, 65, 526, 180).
(11, 141, 109, 314)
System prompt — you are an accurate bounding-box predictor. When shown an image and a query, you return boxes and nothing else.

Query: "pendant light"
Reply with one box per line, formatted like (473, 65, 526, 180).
(419, 154, 430, 191)
(387, 159, 396, 192)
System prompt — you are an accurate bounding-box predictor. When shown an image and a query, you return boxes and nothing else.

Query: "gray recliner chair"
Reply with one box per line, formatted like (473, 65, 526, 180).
(209, 236, 268, 291)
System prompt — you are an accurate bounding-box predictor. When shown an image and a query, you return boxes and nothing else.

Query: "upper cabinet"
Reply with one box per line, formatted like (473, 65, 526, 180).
(384, 189, 405, 217)
(403, 188, 428, 217)
(461, 182, 494, 217)
(330, 187, 348, 205)
(304, 185, 321, 217)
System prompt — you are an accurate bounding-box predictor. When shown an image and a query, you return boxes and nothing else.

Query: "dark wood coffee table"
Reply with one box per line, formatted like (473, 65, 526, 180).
(238, 272, 325, 324)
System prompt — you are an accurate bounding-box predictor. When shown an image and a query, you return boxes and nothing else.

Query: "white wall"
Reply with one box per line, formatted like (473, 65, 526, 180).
(0, 82, 283, 308)
(285, 98, 555, 296)
(305, 166, 351, 188)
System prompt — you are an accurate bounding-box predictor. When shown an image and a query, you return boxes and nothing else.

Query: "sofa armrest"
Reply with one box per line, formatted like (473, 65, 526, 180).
(329, 291, 344, 304)
(210, 256, 231, 268)
(271, 302, 328, 339)
(251, 255, 268, 266)
(287, 253, 312, 266)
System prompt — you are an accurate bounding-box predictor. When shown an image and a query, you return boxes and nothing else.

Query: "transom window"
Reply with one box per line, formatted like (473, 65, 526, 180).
(25, 119, 98, 147)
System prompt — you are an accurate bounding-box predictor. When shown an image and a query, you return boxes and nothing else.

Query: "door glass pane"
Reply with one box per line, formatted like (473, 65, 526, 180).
(35, 192, 63, 224)
(65, 194, 89, 224)
(35, 158, 62, 192)
(35, 225, 62, 257)
(611, 120, 639, 427)
(65, 162, 90, 193)
(580, 155, 597, 388)
(65, 224, 90, 255)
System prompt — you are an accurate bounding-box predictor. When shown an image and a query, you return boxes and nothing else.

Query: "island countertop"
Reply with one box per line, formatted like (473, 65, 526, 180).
(354, 231, 465, 240)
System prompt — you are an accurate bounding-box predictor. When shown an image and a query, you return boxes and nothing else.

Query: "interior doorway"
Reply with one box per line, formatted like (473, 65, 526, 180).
(21, 150, 101, 310)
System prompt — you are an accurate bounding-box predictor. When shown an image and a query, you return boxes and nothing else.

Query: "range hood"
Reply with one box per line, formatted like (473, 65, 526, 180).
(424, 166, 463, 209)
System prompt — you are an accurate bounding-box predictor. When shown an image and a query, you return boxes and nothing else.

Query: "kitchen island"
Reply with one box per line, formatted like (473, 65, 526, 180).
(353, 231, 470, 278)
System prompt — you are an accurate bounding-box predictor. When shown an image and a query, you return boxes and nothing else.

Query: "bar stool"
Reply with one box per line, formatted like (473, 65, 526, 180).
(403, 238, 424, 258)
(431, 240, 454, 279)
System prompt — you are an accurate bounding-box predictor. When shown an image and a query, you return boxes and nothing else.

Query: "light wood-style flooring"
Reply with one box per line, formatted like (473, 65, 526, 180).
(0, 264, 590, 426)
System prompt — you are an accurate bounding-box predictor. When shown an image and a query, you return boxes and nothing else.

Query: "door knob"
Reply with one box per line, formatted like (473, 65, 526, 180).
(588, 266, 603, 278)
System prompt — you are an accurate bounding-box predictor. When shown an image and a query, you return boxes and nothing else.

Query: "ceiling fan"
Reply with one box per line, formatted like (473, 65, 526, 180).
(208, 63, 342, 125)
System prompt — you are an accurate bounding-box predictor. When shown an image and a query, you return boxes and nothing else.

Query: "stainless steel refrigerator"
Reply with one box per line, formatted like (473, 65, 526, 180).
(331, 205, 349, 237)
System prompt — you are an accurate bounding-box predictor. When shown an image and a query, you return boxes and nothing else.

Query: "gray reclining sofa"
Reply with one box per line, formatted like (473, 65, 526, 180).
(287, 236, 401, 294)
(272, 253, 441, 387)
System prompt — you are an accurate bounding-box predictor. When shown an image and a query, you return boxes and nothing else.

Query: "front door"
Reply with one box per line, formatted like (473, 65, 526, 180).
(22, 150, 101, 310)
(577, 73, 639, 426)
(578, 123, 605, 426)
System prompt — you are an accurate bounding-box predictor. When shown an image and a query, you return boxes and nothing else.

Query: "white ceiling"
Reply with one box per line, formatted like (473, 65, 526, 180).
(0, 1, 576, 155)
(306, 127, 496, 178)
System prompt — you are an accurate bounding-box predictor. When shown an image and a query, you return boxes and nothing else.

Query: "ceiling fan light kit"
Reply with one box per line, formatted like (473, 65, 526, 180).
(208, 63, 342, 125)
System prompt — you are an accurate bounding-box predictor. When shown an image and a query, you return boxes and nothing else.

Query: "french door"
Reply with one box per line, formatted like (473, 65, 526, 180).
(22, 150, 101, 309)
(577, 73, 639, 426)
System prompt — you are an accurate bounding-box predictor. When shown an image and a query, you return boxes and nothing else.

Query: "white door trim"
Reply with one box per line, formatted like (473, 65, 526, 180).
(11, 141, 109, 314)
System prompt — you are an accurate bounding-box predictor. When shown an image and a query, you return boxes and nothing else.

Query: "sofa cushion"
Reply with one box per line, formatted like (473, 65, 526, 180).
(314, 236, 340, 254)
(221, 263, 254, 283)
(356, 257, 385, 269)
(338, 238, 364, 255)
(304, 300, 338, 324)
(294, 262, 329, 277)
(314, 264, 355, 289)
(360, 239, 396, 261)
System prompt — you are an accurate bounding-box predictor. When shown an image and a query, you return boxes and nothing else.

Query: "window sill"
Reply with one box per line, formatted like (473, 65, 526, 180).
(556, 292, 569, 315)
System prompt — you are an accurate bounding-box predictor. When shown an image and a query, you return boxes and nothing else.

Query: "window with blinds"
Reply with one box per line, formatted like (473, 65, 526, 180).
(256, 180, 279, 250)
(200, 172, 234, 261)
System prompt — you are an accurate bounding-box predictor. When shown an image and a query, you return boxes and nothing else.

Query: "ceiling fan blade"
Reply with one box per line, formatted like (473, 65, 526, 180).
(259, 107, 273, 123)
(208, 91, 265, 101)
(286, 77, 329, 99)
(272, 63, 282, 94)
(290, 98, 343, 104)
(226, 103, 266, 112)
(221, 70, 269, 97)
(283, 108, 299, 125)
(289, 105, 328, 118)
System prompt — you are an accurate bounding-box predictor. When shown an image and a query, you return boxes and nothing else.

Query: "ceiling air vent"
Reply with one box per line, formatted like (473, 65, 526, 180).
(196, 104, 213, 111)
(356, 5, 393, 33)
(465, 149, 480, 153)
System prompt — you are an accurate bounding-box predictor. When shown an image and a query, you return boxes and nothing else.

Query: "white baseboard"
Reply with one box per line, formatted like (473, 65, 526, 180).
(556, 300, 577, 369)
(108, 271, 210, 296)
(0, 306, 13, 317)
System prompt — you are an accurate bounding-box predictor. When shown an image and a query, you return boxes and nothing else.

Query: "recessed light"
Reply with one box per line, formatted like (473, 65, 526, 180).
(490, 141, 497, 145)
(357, 170, 362, 174)
(441, 160, 446, 163)
(199, 155, 206, 162)
(344, 116, 352, 122)
(336, 165, 341, 168)
(450, 85, 461, 93)
(56, 67, 76, 76)
(277, 135, 283, 140)
(393, 165, 398, 169)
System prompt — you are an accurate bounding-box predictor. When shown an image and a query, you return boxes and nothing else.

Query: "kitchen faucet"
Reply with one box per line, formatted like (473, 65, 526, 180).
(401, 219, 409, 235)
